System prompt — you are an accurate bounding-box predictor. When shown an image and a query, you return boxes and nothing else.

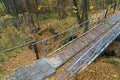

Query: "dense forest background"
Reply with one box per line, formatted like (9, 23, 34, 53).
(0, 0, 119, 52)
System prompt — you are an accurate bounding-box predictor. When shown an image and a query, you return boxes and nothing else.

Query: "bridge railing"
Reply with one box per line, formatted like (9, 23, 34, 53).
(36, 3, 120, 57)
(32, 19, 94, 57)
(66, 24, 120, 77)
(0, 14, 103, 59)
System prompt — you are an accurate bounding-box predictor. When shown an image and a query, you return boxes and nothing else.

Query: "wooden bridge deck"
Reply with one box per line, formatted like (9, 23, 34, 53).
(46, 23, 111, 68)
(6, 13, 120, 80)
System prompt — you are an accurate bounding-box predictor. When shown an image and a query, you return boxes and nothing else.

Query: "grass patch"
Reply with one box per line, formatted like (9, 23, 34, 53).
(0, 74, 4, 79)
(104, 59, 120, 65)
(0, 55, 6, 63)
(39, 13, 57, 20)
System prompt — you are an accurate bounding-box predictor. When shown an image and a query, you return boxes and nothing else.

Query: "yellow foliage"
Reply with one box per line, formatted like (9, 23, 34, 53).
(18, 14, 23, 18)
(73, 6, 77, 9)
(73, 10, 78, 13)
(2, 15, 13, 19)
(1, 33, 8, 42)
(90, 6, 94, 10)
(38, 5, 42, 10)
(0, 25, 26, 44)
(113, 75, 119, 78)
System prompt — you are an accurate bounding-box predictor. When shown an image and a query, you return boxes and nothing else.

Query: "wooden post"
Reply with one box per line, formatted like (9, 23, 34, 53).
(113, 3, 117, 13)
(104, 9, 108, 18)
(102, 9, 108, 19)
(32, 42, 40, 60)
(116, 34, 120, 42)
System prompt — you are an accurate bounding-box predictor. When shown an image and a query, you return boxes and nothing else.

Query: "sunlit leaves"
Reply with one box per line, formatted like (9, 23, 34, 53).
(18, 14, 23, 18)
(90, 6, 94, 10)
(1, 15, 13, 19)
(0, 54, 6, 62)
(73, 10, 78, 13)
(113, 75, 119, 78)
(0, 24, 29, 52)
(38, 5, 42, 10)
(73, 6, 77, 10)
(72, 6, 78, 13)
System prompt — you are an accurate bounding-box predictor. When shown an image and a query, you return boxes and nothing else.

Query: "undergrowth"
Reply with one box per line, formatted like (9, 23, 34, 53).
(104, 59, 120, 65)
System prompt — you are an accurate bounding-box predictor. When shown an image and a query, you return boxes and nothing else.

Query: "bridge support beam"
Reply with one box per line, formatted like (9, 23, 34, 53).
(116, 34, 120, 42)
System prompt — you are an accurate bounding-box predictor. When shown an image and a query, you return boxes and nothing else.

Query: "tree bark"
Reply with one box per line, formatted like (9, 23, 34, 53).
(82, 0, 89, 32)
(73, 0, 81, 24)
(57, 0, 67, 19)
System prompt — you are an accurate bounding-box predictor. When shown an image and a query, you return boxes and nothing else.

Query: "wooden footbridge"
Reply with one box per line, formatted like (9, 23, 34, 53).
(0, 2, 117, 79)
(5, 11, 120, 80)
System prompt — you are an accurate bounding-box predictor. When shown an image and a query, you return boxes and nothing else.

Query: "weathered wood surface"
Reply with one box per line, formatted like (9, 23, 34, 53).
(47, 23, 111, 68)
(6, 59, 56, 80)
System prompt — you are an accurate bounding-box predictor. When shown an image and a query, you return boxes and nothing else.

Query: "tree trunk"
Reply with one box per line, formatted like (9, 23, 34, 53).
(95, 0, 99, 10)
(57, 0, 66, 19)
(82, 0, 89, 32)
(73, 0, 81, 24)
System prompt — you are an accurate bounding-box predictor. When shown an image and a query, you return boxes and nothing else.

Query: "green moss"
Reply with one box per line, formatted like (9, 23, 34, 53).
(0, 55, 6, 62)
(105, 59, 120, 65)
(39, 13, 57, 20)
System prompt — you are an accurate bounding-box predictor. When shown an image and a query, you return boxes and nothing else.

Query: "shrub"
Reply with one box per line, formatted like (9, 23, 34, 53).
(105, 59, 119, 65)
(39, 13, 57, 20)
(0, 55, 6, 62)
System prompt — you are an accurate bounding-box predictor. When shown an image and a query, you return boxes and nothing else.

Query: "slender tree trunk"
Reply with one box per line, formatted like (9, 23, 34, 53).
(95, 0, 99, 10)
(113, 3, 117, 13)
(82, 0, 89, 32)
(57, 0, 66, 19)
(73, 0, 81, 24)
